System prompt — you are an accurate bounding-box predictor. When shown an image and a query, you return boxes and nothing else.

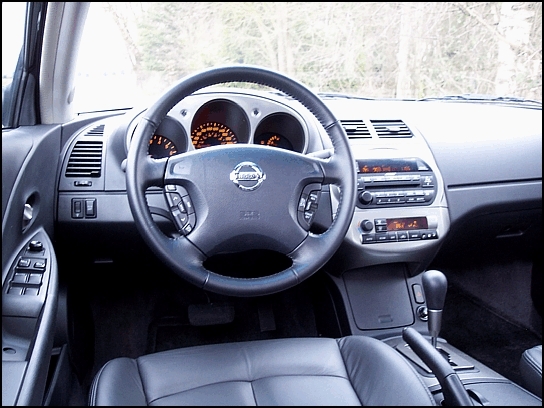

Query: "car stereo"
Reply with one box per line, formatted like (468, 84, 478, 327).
(355, 158, 437, 209)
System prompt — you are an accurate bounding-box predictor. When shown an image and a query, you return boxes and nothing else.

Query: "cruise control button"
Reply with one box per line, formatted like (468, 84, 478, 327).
(303, 210, 315, 223)
(307, 190, 320, 207)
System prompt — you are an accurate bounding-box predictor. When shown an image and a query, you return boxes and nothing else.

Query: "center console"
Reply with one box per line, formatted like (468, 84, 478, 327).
(322, 115, 541, 404)
(384, 269, 541, 406)
(385, 335, 542, 405)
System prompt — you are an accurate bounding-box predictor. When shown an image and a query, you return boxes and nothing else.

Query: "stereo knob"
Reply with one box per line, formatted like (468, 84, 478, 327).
(360, 219, 374, 232)
(358, 191, 373, 205)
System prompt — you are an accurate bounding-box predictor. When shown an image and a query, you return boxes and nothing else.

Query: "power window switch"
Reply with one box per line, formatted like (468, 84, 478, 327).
(8, 286, 24, 295)
(23, 287, 39, 296)
(28, 273, 43, 285)
(12, 273, 28, 284)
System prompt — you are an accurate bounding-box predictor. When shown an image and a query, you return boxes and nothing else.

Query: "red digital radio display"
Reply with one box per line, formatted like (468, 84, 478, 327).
(357, 158, 425, 174)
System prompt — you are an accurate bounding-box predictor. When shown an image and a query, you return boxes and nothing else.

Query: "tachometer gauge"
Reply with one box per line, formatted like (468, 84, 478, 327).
(255, 132, 294, 151)
(191, 122, 237, 149)
(148, 134, 178, 158)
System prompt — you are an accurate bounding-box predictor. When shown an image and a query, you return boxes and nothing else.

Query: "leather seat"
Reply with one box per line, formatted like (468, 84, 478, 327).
(89, 335, 436, 405)
(519, 345, 542, 398)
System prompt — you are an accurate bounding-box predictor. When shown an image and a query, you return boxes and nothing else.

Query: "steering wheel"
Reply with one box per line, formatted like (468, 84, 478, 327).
(126, 65, 356, 297)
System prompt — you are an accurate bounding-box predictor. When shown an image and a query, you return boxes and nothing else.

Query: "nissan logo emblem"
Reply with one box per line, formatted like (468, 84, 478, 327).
(230, 162, 266, 191)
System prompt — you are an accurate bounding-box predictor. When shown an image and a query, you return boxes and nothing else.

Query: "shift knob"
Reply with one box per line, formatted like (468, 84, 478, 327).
(421, 270, 448, 348)
(422, 269, 448, 311)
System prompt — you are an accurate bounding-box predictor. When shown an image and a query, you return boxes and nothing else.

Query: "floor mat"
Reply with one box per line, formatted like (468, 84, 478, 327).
(147, 288, 319, 354)
(441, 283, 542, 386)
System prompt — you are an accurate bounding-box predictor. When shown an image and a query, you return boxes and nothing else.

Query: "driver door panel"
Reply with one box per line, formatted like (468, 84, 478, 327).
(2, 125, 62, 406)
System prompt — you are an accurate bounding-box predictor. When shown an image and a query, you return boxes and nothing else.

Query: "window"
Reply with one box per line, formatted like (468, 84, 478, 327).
(2, 2, 27, 128)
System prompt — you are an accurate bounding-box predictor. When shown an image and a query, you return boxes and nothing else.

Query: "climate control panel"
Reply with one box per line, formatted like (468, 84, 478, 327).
(359, 216, 439, 244)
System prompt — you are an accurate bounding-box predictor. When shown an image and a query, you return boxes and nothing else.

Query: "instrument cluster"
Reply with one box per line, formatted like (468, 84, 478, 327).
(136, 95, 307, 159)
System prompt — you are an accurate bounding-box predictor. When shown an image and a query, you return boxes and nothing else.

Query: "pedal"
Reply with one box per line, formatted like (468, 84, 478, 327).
(258, 302, 276, 332)
(187, 302, 235, 326)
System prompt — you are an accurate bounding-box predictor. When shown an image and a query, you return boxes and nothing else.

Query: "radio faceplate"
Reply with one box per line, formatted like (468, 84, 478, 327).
(355, 158, 437, 209)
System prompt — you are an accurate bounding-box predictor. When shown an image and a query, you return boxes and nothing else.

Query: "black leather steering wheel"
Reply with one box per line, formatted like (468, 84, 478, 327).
(126, 65, 356, 297)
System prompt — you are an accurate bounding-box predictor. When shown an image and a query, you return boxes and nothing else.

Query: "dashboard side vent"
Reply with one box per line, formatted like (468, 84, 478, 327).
(65, 140, 103, 177)
(371, 120, 413, 138)
(83, 124, 105, 137)
(340, 120, 371, 138)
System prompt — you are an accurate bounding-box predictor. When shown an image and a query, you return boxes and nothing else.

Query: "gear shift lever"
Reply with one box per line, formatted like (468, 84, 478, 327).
(422, 269, 448, 348)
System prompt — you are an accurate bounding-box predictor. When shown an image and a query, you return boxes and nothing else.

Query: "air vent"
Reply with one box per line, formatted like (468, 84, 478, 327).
(371, 120, 412, 138)
(340, 120, 371, 138)
(65, 140, 103, 177)
(83, 124, 105, 137)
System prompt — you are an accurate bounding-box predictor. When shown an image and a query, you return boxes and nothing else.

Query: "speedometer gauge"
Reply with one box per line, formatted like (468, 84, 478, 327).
(191, 122, 237, 149)
(148, 134, 178, 158)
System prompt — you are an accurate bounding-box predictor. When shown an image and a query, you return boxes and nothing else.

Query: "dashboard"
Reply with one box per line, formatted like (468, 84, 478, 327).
(56, 88, 542, 275)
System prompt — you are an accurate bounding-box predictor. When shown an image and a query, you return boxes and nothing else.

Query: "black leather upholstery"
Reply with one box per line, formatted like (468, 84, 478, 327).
(519, 345, 542, 398)
(89, 335, 436, 406)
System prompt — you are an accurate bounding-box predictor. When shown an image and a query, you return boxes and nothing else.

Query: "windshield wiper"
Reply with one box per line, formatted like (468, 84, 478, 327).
(317, 92, 413, 101)
(417, 94, 542, 108)
(317, 92, 360, 99)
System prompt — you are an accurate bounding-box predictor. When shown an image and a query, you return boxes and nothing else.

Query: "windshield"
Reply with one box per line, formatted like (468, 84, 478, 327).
(74, 2, 542, 113)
